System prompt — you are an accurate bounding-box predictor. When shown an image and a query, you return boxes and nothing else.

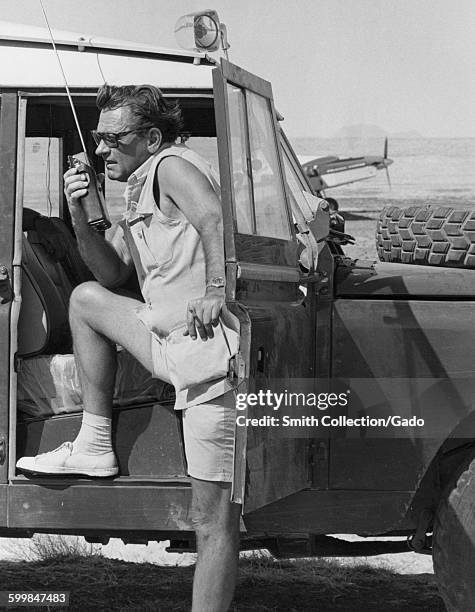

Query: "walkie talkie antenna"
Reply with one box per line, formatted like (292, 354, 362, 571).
(39, 0, 87, 153)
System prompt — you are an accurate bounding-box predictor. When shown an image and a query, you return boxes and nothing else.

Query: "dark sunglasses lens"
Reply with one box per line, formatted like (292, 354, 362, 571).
(91, 131, 118, 147)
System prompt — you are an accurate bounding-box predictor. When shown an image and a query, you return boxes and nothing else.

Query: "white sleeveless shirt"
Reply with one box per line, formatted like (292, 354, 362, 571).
(119, 143, 220, 335)
(114, 144, 239, 409)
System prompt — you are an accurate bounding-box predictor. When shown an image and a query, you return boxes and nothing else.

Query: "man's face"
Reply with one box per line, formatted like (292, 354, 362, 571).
(95, 106, 152, 182)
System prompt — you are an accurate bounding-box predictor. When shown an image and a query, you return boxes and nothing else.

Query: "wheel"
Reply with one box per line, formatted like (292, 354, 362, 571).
(375, 205, 475, 268)
(433, 455, 475, 610)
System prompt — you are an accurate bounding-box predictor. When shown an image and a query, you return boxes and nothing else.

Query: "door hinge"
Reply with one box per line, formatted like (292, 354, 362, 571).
(0, 265, 12, 304)
(0, 437, 6, 465)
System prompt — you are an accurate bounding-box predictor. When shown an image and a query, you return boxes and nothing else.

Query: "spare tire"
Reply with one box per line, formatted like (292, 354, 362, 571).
(376, 205, 475, 268)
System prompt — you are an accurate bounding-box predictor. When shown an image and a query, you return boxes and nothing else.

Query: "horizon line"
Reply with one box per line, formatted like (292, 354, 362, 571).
(289, 134, 475, 140)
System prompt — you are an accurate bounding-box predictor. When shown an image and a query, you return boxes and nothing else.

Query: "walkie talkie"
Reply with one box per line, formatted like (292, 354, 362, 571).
(68, 153, 111, 231)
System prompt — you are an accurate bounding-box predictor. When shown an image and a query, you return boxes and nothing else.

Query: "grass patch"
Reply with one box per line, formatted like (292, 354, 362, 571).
(8, 534, 101, 563)
(0, 550, 444, 611)
(236, 555, 443, 611)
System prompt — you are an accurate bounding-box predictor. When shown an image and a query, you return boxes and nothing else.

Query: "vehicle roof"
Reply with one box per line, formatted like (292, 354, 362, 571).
(0, 21, 214, 90)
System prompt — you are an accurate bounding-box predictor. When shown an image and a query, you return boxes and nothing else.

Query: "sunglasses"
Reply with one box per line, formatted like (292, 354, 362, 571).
(91, 125, 154, 148)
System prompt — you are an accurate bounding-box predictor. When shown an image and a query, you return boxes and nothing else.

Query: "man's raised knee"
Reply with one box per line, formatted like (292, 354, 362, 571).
(69, 281, 109, 319)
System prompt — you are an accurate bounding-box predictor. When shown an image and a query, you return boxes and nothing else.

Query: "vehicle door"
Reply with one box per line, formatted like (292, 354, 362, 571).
(213, 60, 329, 514)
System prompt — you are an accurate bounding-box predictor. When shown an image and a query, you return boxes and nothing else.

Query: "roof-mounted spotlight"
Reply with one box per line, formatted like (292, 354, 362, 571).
(175, 10, 230, 58)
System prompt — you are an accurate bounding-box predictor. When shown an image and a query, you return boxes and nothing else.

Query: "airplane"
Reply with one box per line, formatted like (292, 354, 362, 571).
(298, 137, 393, 195)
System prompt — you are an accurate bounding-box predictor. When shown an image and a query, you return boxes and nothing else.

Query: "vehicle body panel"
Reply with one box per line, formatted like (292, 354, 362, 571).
(7, 483, 192, 532)
(243, 489, 414, 535)
(331, 291, 475, 496)
(335, 259, 475, 298)
(17, 403, 186, 479)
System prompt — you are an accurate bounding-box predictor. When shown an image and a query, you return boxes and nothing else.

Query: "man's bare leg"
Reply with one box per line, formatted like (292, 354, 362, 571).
(191, 479, 241, 611)
(68, 280, 155, 417)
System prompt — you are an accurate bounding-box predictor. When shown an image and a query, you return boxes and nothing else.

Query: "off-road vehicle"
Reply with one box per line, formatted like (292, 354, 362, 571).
(0, 13, 473, 611)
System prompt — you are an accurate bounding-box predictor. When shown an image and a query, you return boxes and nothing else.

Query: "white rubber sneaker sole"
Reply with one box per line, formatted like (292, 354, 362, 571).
(16, 457, 119, 477)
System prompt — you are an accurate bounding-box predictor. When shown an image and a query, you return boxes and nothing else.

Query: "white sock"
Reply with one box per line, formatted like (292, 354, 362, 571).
(73, 412, 113, 455)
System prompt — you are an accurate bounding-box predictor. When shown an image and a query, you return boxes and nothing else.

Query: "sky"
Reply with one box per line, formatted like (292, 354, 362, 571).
(1, 0, 475, 138)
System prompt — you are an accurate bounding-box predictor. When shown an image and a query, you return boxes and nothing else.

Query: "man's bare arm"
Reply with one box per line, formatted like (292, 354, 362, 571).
(158, 156, 225, 340)
(64, 167, 132, 288)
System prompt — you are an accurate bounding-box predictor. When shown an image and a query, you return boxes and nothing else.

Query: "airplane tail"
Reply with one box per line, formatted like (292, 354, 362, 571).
(384, 137, 392, 190)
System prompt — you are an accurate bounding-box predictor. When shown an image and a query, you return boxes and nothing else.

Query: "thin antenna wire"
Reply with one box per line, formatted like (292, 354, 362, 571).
(95, 52, 107, 84)
(39, 0, 87, 153)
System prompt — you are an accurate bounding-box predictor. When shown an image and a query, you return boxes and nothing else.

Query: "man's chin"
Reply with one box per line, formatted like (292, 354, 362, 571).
(105, 165, 125, 181)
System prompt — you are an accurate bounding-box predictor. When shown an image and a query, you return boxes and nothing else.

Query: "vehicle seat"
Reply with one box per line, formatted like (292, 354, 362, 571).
(17, 212, 172, 419)
(19, 235, 71, 357)
(18, 214, 93, 357)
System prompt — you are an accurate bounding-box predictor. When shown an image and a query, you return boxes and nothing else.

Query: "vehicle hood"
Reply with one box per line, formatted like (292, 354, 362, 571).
(335, 258, 475, 298)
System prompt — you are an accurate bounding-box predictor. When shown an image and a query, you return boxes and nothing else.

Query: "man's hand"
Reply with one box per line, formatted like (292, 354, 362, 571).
(64, 166, 90, 208)
(185, 289, 225, 340)
(64, 168, 105, 216)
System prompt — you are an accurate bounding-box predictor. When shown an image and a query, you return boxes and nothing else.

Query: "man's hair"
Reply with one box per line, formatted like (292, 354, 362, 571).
(96, 84, 184, 142)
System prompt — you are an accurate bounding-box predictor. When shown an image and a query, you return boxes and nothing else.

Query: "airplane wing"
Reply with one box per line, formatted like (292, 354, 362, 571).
(297, 152, 392, 191)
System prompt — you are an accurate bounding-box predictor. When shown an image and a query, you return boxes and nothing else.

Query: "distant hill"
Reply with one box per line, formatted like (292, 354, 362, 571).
(333, 124, 423, 139)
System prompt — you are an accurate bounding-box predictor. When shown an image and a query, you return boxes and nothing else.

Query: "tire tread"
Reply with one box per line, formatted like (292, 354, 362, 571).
(376, 206, 475, 268)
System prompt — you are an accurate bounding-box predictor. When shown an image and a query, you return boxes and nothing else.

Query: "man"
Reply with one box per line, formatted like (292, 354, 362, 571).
(17, 84, 241, 611)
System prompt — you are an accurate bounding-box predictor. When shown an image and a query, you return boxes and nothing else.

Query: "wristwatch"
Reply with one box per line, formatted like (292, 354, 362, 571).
(206, 276, 226, 289)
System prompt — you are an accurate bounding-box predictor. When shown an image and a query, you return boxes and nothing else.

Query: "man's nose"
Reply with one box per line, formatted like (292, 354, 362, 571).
(95, 139, 110, 157)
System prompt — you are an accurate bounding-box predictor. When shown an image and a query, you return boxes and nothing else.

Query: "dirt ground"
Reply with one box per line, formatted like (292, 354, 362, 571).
(0, 535, 442, 611)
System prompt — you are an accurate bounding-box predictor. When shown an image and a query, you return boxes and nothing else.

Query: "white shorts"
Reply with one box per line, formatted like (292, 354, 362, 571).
(181, 390, 236, 482)
(137, 309, 239, 410)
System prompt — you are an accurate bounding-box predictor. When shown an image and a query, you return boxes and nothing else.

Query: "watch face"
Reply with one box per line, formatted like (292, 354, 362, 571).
(207, 276, 225, 287)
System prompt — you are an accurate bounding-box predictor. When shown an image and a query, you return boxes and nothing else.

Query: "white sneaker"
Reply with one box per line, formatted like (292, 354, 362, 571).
(16, 442, 118, 477)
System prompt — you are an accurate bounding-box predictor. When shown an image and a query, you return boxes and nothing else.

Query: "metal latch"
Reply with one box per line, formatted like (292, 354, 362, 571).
(228, 351, 246, 382)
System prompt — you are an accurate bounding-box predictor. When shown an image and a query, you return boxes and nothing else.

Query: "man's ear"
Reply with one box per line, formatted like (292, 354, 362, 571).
(147, 127, 162, 153)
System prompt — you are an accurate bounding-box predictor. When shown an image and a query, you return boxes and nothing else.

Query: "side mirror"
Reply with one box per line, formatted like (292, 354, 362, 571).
(295, 195, 330, 272)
